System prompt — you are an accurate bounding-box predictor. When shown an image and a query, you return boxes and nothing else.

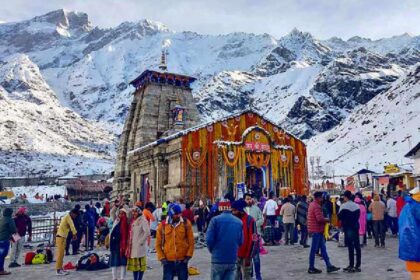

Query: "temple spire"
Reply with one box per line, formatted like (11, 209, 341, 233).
(159, 49, 168, 71)
(159, 39, 171, 72)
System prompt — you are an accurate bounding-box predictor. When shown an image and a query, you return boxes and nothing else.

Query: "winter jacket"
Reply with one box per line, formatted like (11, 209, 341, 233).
(396, 196, 406, 217)
(156, 217, 194, 261)
(357, 204, 367, 235)
(296, 201, 309, 226)
(127, 216, 150, 258)
(245, 205, 263, 235)
(237, 213, 256, 259)
(182, 209, 195, 224)
(386, 198, 397, 218)
(307, 201, 326, 233)
(0, 208, 17, 241)
(368, 201, 386, 221)
(338, 201, 360, 232)
(83, 209, 96, 228)
(280, 202, 296, 224)
(14, 214, 32, 237)
(57, 214, 77, 238)
(206, 212, 243, 264)
(399, 196, 420, 262)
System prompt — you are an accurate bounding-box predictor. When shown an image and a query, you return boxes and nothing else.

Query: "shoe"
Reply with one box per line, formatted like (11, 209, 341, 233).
(0, 271, 11, 275)
(303, 244, 310, 248)
(8, 262, 20, 268)
(381, 244, 385, 248)
(56, 270, 69, 276)
(308, 268, 322, 274)
(343, 266, 353, 272)
(354, 267, 361, 272)
(327, 265, 340, 273)
(345, 267, 356, 273)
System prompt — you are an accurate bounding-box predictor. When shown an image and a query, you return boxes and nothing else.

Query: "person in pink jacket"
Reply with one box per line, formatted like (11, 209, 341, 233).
(355, 198, 367, 247)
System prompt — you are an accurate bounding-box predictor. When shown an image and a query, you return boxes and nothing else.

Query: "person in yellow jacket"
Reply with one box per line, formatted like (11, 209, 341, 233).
(156, 203, 194, 280)
(55, 209, 78, 276)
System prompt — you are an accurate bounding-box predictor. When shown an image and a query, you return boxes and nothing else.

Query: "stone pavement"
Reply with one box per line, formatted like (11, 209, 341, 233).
(5, 236, 409, 279)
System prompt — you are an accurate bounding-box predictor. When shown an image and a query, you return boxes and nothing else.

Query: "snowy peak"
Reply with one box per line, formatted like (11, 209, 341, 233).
(0, 54, 57, 104)
(31, 9, 91, 33)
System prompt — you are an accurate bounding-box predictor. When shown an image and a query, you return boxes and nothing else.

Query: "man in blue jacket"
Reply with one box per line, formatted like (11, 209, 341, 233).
(206, 199, 243, 280)
(83, 205, 96, 251)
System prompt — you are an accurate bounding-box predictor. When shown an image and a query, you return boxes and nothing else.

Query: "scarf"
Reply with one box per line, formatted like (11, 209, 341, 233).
(119, 214, 129, 258)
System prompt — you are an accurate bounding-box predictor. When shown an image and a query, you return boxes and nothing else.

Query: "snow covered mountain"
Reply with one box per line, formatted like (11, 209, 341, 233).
(0, 9, 419, 175)
(307, 64, 420, 174)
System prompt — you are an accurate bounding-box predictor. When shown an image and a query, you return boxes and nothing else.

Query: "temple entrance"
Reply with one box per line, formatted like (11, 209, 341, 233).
(246, 166, 264, 199)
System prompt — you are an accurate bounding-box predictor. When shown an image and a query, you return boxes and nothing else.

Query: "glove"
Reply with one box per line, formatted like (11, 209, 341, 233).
(161, 258, 168, 265)
(183, 257, 191, 263)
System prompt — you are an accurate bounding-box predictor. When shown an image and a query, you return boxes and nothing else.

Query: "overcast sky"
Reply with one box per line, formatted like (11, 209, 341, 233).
(1, 0, 419, 40)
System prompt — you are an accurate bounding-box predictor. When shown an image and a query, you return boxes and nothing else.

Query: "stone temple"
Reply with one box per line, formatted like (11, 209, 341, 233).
(113, 55, 308, 204)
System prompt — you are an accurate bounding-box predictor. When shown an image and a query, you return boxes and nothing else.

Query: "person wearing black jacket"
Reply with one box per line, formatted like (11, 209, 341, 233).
(0, 208, 17, 275)
(338, 191, 361, 273)
(66, 204, 83, 255)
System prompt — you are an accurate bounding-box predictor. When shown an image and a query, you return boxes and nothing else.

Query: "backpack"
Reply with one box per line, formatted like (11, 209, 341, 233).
(77, 253, 108, 271)
(25, 252, 36, 265)
(32, 253, 47, 265)
(246, 215, 259, 258)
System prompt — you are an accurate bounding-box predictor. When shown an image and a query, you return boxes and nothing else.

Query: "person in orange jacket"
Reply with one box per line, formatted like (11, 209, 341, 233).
(155, 203, 194, 280)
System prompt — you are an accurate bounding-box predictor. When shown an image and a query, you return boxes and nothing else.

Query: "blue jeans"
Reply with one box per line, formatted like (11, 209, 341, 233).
(133, 271, 144, 280)
(388, 217, 398, 235)
(163, 261, 188, 280)
(300, 225, 308, 245)
(309, 233, 331, 269)
(211, 263, 236, 280)
(0, 240, 10, 271)
(86, 226, 95, 249)
(253, 251, 262, 279)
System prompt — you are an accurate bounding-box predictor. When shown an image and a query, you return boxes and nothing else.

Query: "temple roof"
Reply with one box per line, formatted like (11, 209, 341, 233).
(128, 108, 304, 155)
(129, 70, 196, 91)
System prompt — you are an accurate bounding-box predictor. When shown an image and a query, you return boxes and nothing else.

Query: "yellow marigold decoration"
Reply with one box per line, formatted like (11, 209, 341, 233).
(222, 146, 241, 167)
(246, 152, 270, 169)
(186, 147, 207, 168)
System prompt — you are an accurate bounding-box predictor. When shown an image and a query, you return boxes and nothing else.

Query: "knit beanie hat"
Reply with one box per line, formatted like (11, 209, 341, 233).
(169, 203, 182, 216)
(231, 199, 247, 212)
(3, 208, 13, 217)
(218, 199, 231, 211)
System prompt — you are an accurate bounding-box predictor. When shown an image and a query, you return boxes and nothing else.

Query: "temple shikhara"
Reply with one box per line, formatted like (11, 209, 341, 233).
(113, 50, 308, 204)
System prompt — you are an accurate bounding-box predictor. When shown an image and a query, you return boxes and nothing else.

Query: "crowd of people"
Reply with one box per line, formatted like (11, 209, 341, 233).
(0, 185, 418, 279)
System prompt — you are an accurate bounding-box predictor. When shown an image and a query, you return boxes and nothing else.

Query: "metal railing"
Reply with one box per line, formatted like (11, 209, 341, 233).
(30, 217, 60, 245)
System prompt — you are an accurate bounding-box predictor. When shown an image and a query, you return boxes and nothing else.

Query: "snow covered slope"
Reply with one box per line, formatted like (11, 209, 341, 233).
(0, 54, 115, 176)
(307, 64, 420, 173)
(0, 9, 419, 175)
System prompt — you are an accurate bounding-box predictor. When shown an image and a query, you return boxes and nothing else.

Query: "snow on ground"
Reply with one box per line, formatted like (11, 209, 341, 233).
(3, 185, 67, 204)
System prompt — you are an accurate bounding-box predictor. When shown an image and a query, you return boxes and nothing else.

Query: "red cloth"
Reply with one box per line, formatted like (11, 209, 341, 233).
(396, 196, 406, 217)
(307, 201, 326, 233)
(104, 203, 111, 217)
(182, 209, 195, 223)
(119, 214, 129, 258)
(237, 213, 255, 258)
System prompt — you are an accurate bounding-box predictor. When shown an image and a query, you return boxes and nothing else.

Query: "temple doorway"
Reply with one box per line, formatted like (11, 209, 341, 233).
(246, 166, 264, 199)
